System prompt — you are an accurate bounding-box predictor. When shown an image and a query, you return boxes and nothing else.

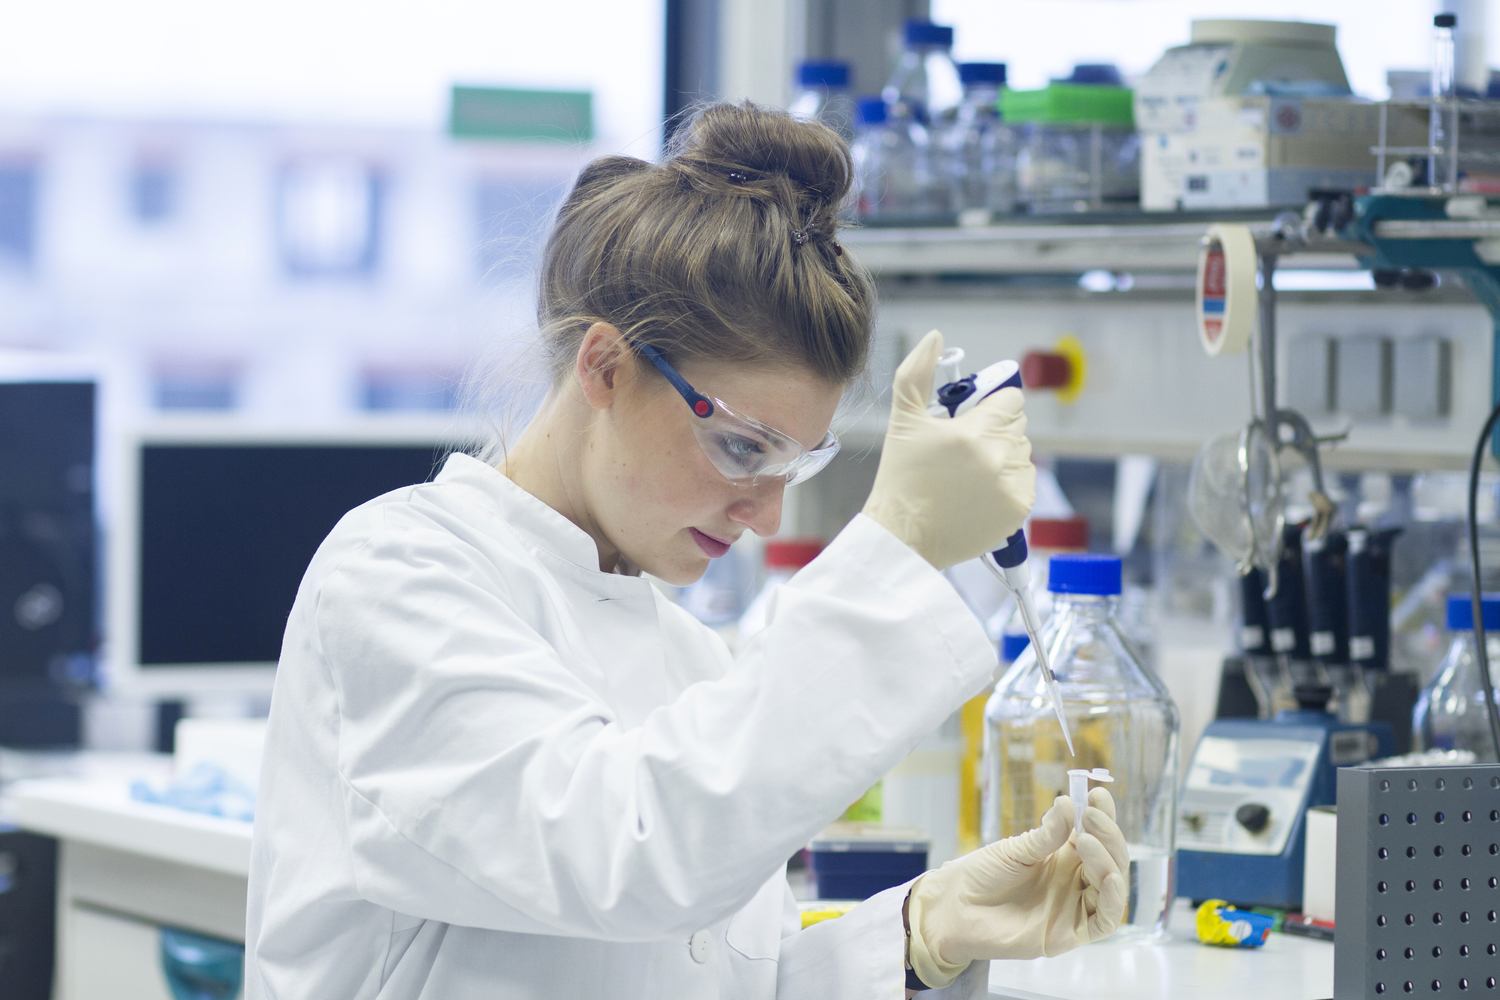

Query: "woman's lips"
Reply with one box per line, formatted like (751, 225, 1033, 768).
(690, 528, 731, 558)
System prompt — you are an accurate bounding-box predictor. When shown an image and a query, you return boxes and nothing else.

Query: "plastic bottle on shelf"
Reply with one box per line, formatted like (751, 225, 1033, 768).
(882, 19, 963, 126)
(850, 96, 939, 221)
(737, 538, 825, 641)
(1006, 63, 1138, 213)
(1412, 593, 1500, 761)
(789, 60, 854, 140)
(983, 554, 1180, 936)
(941, 61, 1017, 221)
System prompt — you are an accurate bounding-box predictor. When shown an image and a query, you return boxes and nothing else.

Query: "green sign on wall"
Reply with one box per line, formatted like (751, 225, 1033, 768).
(449, 85, 594, 142)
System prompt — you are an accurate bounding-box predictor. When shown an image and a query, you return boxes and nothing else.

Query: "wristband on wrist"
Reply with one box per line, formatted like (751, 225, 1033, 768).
(903, 891, 930, 992)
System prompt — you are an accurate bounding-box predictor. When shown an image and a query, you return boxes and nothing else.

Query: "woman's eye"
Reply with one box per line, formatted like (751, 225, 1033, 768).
(718, 433, 766, 468)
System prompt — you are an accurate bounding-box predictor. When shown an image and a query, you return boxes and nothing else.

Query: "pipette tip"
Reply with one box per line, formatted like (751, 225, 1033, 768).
(1046, 677, 1076, 757)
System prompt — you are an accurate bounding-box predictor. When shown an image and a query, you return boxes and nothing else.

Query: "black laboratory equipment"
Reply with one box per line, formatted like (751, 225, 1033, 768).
(1348, 526, 1417, 754)
(1261, 524, 1319, 711)
(0, 379, 95, 1000)
(1214, 568, 1271, 720)
(0, 829, 57, 1000)
(1303, 528, 1359, 719)
(0, 380, 96, 745)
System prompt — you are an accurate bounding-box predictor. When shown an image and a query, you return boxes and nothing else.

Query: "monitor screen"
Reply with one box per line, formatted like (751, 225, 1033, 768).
(131, 439, 447, 675)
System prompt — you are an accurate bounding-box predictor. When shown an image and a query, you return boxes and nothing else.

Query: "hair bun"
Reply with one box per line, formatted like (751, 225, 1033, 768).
(670, 101, 852, 215)
(569, 155, 651, 197)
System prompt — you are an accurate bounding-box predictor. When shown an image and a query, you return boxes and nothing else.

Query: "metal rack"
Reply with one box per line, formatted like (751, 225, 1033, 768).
(1374, 98, 1500, 195)
(841, 215, 1363, 277)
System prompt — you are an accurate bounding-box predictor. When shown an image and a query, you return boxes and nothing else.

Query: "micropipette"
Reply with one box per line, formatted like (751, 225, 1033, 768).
(930, 348, 1076, 757)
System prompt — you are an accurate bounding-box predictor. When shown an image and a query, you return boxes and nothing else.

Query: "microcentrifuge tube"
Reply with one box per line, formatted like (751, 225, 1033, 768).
(1068, 768, 1114, 835)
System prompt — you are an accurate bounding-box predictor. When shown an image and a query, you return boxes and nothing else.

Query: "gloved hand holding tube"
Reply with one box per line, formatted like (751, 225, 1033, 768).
(906, 788, 1130, 989)
(862, 330, 1036, 570)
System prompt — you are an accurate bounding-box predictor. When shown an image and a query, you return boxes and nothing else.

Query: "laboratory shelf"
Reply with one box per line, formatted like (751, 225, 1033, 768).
(842, 211, 1362, 277)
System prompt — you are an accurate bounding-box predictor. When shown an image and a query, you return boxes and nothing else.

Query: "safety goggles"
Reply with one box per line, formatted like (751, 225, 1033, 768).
(636, 343, 840, 486)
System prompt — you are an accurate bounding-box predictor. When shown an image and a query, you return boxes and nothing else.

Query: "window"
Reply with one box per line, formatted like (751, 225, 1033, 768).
(473, 175, 568, 281)
(151, 360, 241, 411)
(275, 159, 384, 279)
(0, 162, 38, 268)
(130, 158, 178, 225)
(933, 1, 1449, 98)
(359, 366, 461, 412)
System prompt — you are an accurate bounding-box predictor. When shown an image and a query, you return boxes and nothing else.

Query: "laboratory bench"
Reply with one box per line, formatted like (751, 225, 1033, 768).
(985, 899, 1332, 1000)
(4, 768, 252, 1000)
(5, 772, 1337, 1000)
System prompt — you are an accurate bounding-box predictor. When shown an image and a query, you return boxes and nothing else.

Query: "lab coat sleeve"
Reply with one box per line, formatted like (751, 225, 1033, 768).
(315, 508, 995, 941)
(775, 880, 989, 1000)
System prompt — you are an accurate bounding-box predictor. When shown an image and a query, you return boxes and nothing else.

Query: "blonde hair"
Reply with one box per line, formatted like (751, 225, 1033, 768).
(461, 101, 877, 465)
(539, 101, 875, 381)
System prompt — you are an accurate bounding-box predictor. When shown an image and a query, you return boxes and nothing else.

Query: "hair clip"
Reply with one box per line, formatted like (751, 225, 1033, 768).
(791, 228, 810, 246)
(727, 170, 750, 184)
(831, 240, 843, 256)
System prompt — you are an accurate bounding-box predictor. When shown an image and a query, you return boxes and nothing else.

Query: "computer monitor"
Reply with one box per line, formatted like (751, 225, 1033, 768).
(107, 423, 456, 696)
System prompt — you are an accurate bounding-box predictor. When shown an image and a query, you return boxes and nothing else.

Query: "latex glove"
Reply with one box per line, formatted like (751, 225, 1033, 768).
(861, 329, 1036, 569)
(906, 788, 1129, 989)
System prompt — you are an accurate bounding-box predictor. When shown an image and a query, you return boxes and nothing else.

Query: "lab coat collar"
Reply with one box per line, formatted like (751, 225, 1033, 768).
(435, 452, 649, 591)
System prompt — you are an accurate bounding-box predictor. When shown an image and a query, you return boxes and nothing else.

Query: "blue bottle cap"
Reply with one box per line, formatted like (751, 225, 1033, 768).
(1446, 593, 1500, 631)
(904, 19, 954, 49)
(1048, 553, 1122, 597)
(797, 60, 851, 89)
(1060, 63, 1124, 86)
(855, 96, 889, 126)
(959, 62, 1007, 86)
(1001, 631, 1030, 663)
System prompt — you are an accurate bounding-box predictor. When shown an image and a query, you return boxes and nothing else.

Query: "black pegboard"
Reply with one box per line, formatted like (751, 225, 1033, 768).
(1336, 764, 1500, 998)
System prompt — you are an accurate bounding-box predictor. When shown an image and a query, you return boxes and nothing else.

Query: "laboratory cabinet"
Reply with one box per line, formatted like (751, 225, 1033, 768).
(68, 906, 176, 1000)
(52, 840, 247, 1000)
(8, 779, 251, 1000)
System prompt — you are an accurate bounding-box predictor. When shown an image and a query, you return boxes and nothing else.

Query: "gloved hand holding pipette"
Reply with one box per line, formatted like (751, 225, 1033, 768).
(870, 328, 1080, 758)
(905, 788, 1130, 988)
(862, 329, 1036, 570)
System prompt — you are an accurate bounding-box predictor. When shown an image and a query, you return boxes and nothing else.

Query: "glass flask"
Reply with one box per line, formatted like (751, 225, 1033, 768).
(1413, 593, 1500, 761)
(983, 553, 1181, 937)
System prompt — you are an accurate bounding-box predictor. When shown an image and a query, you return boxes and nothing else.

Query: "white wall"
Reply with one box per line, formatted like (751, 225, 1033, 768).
(934, 0, 1497, 98)
(0, 0, 666, 154)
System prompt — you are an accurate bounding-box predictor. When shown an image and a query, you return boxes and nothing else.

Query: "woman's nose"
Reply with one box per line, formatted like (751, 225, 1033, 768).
(727, 479, 785, 537)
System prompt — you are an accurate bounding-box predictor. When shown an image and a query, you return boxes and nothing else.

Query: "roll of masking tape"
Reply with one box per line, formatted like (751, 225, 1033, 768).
(1196, 223, 1257, 356)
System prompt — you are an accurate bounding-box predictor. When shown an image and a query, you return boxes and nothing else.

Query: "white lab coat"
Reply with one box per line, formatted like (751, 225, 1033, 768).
(245, 452, 997, 999)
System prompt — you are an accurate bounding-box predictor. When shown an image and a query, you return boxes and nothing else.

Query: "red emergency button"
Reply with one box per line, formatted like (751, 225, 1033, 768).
(1021, 351, 1072, 390)
(1019, 337, 1087, 403)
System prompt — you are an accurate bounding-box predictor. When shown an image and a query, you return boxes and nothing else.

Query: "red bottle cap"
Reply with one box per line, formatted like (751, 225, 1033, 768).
(1030, 517, 1089, 551)
(765, 539, 824, 569)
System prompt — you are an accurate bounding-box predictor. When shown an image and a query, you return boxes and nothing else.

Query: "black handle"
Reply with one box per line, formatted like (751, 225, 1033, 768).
(1264, 525, 1311, 660)
(1303, 529, 1349, 666)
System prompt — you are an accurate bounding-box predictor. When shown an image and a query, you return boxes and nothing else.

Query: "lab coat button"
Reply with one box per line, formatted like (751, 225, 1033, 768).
(689, 930, 713, 963)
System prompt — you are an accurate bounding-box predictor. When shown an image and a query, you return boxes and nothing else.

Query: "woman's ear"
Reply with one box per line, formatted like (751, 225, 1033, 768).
(574, 322, 635, 410)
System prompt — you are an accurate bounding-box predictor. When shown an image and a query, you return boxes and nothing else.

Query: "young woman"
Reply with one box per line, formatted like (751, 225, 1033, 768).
(246, 102, 1127, 1000)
